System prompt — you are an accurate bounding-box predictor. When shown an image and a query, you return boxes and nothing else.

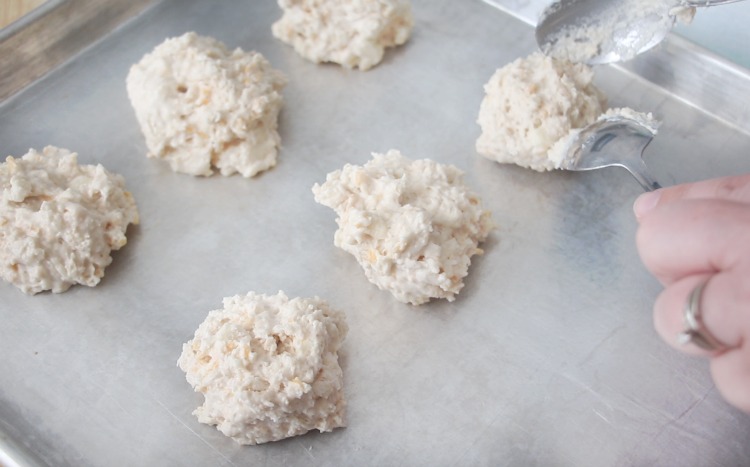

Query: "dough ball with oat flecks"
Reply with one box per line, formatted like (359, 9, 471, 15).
(126, 32, 287, 177)
(476, 52, 607, 171)
(272, 0, 414, 71)
(313, 150, 493, 305)
(0, 146, 139, 294)
(178, 291, 348, 445)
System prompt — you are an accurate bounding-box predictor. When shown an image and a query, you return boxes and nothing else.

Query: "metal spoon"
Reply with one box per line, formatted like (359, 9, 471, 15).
(536, 0, 746, 65)
(558, 115, 662, 191)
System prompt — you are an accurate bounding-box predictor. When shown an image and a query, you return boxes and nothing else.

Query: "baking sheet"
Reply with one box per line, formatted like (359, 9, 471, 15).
(2, 0, 750, 465)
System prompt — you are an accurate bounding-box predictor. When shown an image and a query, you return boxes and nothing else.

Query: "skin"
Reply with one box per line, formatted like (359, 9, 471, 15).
(634, 174, 750, 412)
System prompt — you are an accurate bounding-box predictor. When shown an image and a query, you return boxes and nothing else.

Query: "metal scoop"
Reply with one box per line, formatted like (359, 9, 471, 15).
(558, 116, 662, 191)
(536, 0, 745, 65)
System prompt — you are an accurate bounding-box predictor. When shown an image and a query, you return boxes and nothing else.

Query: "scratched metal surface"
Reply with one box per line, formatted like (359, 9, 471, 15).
(1, 1, 750, 466)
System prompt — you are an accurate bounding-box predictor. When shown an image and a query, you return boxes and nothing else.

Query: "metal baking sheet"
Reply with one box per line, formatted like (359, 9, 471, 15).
(2, 1, 750, 465)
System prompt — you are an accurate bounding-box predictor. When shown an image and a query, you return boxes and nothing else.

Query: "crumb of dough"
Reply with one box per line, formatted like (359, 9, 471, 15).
(177, 291, 348, 445)
(126, 32, 287, 177)
(599, 107, 659, 132)
(312, 150, 493, 306)
(476, 52, 607, 172)
(546, 107, 661, 167)
(0, 146, 139, 294)
(272, 0, 414, 71)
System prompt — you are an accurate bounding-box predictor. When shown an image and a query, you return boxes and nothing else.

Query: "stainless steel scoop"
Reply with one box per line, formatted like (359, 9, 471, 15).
(536, 0, 746, 65)
(558, 116, 662, 191)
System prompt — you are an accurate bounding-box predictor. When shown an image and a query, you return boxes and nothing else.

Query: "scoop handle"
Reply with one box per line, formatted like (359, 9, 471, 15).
(686, 0, 747, 6)
(632, 173, 662, 192)
(623, 159, 663, 192)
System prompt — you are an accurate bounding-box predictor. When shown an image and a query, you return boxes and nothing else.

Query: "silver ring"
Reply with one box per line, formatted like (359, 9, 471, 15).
(677, 280, 730, 353)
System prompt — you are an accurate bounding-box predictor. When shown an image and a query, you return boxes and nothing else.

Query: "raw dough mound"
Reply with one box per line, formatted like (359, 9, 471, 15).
(476, 52, 607, 171)
(0, 146, 139, 294)
(126, 32, 287, 177)
(312, 150, 493, 305)
(272, 0, 414, 70)
(178, 291, 348, 445)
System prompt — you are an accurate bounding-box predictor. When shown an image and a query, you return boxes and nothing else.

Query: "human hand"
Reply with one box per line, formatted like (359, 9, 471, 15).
(633, 174, 750, 412)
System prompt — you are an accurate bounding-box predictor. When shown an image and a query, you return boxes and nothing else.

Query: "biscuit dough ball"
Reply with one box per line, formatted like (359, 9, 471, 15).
(312, 150, 493, 305)
(178, 291, 348, 445)
(476, 52, 607, 171)
(126, 32, 287, 177)
(272, 0, 414, 70)
(0, 146, 139, 294)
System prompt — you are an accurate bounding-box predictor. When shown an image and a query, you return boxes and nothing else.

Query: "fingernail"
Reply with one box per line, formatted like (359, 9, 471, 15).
(633, 190, 661, 219)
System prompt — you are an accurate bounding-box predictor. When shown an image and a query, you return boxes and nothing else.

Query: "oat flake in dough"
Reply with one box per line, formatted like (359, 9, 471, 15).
(126, 32, 287, 177)
(312, 150, 493, 306)
(178, 291, 348, 445)
(272, 0, 414, 70)
(0, 146, 139, 294)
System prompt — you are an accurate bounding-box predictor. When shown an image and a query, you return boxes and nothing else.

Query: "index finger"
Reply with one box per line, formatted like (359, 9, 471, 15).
(636, 198, 750, 285)
(635, 173, 750, 221)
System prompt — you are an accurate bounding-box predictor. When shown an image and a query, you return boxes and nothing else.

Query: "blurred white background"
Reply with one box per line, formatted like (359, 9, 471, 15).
(673, 1, 750, 69)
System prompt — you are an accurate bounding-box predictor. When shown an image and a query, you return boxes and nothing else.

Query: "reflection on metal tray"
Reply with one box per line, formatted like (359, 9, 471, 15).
(0, 0, 154, 101)
(0, 0, 46, 29)
(1, 1, 750, 466)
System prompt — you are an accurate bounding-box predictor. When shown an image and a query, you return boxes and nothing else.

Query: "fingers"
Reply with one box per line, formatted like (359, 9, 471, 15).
(653, 273, 747, 357)
(650, 248, 750, 414)
(654, 272, 750, 412)
(711, 348, 750, 413)
(636, 174, 750, 413)
(636, 198, 750, 285)
(634, 173, 750, 220)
